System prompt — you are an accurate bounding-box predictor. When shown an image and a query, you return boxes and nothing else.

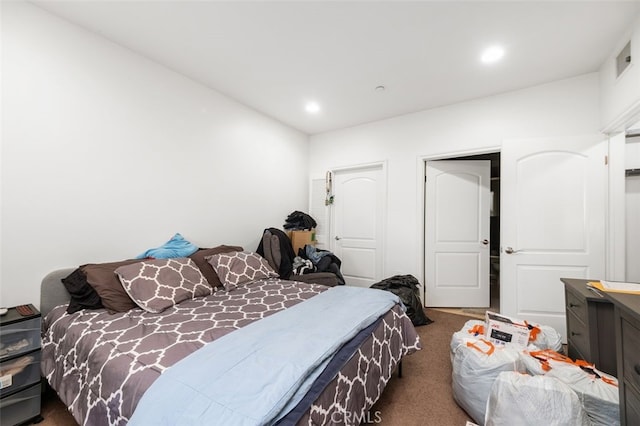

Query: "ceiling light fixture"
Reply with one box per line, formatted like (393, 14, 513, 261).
(481, 46, 505, 64)
(305, 101, 320, 114)
(375, 85, 386, 92)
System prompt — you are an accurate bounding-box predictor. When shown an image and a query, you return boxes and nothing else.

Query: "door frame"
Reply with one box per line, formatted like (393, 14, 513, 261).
(602, 102, 640, 282)
(416, 146, 501, 305)
(328, 161, 388, 282)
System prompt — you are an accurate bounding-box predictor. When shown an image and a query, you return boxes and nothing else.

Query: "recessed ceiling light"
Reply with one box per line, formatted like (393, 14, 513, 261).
(481, 46, 505, 64)
(305, 101, 320, 114)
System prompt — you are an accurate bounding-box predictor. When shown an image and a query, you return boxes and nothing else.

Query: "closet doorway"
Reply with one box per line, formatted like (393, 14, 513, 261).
(423, 152, 500, 311)
(626, 134, 640, 282)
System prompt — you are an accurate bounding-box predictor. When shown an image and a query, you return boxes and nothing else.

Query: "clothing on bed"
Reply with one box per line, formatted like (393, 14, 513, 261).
(61, 268, 103, 314)
(135, 232, 198, 259)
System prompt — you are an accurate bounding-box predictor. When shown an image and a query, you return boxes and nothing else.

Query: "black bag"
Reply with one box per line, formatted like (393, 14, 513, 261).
(370, 275, 433, 326)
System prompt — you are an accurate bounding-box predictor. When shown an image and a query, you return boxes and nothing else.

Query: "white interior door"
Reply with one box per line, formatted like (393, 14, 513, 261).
(331, 165, 385, 288)
(626, 175, 640, 282)
(501, 135, 606, 341)
(425, 160, 491, 307)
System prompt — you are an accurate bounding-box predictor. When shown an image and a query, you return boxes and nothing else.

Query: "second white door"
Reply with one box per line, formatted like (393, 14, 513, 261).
(500, 135, 606, 340)
(331, 165, 385, 288)
(425, 160, 491, 307)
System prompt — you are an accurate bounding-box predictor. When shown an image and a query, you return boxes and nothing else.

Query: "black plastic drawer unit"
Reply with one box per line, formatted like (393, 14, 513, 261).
(0, 305, 42, 425)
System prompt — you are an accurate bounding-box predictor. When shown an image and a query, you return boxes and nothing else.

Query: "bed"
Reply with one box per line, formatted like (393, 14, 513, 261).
(40, 253, 421, 426)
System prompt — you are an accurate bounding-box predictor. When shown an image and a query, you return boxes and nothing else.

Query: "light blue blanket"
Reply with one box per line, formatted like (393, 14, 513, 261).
(129, 285, 400, 426)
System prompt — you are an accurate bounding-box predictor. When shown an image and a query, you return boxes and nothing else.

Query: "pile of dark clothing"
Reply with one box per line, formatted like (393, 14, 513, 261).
(370, 275, 433, 326)
(283, 211, 317, 231)
(293, 245, 345, 285)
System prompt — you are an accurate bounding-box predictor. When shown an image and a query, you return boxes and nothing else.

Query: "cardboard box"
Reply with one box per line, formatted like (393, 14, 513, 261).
(484, 311, 530, 349)
(287, 230, 316, 254)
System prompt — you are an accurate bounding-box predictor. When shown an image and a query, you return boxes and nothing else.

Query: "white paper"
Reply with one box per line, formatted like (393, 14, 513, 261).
(599, 280, 640, 292)
(0, 374, 12, 389)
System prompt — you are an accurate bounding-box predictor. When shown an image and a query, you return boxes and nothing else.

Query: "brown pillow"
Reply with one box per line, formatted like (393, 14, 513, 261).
(115, 258, 212, 313)
(205, 251, 278, 292)
(188, 245, 243, 288)
(81, 259, 146, 313)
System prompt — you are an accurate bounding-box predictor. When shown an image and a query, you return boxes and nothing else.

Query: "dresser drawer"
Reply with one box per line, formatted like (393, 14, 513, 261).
(0, 350, 41, 397)
(0, 317, 41, 362)
(566, 289, 588, 325)
(0, 382, 41, 426)
(567, 311, 590, 361)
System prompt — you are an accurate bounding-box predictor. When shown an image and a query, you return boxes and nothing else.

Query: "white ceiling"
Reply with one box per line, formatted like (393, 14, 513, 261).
(32, 1, 640, 135)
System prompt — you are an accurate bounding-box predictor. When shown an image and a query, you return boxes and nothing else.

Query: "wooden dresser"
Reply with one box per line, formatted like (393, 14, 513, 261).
(602, 289, 640, 425)
(561, 278, 617, 376)
(562, 278, 640, 425)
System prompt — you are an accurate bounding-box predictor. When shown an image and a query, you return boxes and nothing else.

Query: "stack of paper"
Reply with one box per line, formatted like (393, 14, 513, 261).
(587, 280, 640, 295)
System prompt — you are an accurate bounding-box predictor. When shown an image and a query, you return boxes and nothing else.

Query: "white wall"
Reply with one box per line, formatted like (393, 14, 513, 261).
(600, 14, 640, 131)
(1, 2, 309, 309)
(309, 74, 600, 286)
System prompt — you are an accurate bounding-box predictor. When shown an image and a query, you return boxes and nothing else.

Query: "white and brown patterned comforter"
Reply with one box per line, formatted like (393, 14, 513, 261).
(42, 279, 421, 426)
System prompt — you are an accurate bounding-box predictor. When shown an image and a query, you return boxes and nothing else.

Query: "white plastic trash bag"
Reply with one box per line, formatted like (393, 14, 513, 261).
(452, 338, 524, 426)
(485, 312, 562, 352)
(450, 319, 485, 363)
(451, 316, 562, 363)
(520, 348, 574, 376)
(531, 324, 563, 352)
(485, 371, 590, 426)
(545, 359, 619, 426)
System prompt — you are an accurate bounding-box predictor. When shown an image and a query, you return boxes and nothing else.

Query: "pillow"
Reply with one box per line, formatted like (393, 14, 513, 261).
(82, 259, 146, 313)
(188, 245, 244, 288)
(61, 268, 104, 314)
(115, 258, 212, 313)
(205, 251, 278, 291)
(136, 233, 198, 259)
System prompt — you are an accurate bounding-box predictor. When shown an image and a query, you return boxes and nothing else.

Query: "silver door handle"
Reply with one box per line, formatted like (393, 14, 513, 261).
(335, 236, 341, 241)
(482, 239, 489, 245)
(504, 247, 518, 254)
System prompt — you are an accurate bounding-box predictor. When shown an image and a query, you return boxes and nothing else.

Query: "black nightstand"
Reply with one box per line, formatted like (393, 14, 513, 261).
(0, 304, 43, 425)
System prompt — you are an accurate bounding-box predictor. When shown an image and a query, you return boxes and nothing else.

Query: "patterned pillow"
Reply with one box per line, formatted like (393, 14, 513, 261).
(205, 251, 278, 291)
(188, 245, 244, 288)
(115, 258, 212, 313)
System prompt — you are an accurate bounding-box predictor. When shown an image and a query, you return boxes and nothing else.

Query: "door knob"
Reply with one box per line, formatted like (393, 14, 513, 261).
(504, 247, 518, 254)
(335, 236, 341, 241)
(482, 239, 489, 245)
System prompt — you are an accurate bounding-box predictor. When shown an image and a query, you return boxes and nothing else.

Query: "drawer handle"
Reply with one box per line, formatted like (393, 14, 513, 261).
(568, 303, 580, 308)
(635, 365, 640, 376)
(570, 332, 581, 337)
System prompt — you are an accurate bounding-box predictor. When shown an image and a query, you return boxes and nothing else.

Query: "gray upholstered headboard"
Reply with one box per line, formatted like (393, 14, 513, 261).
(40, 268, 75, 318)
